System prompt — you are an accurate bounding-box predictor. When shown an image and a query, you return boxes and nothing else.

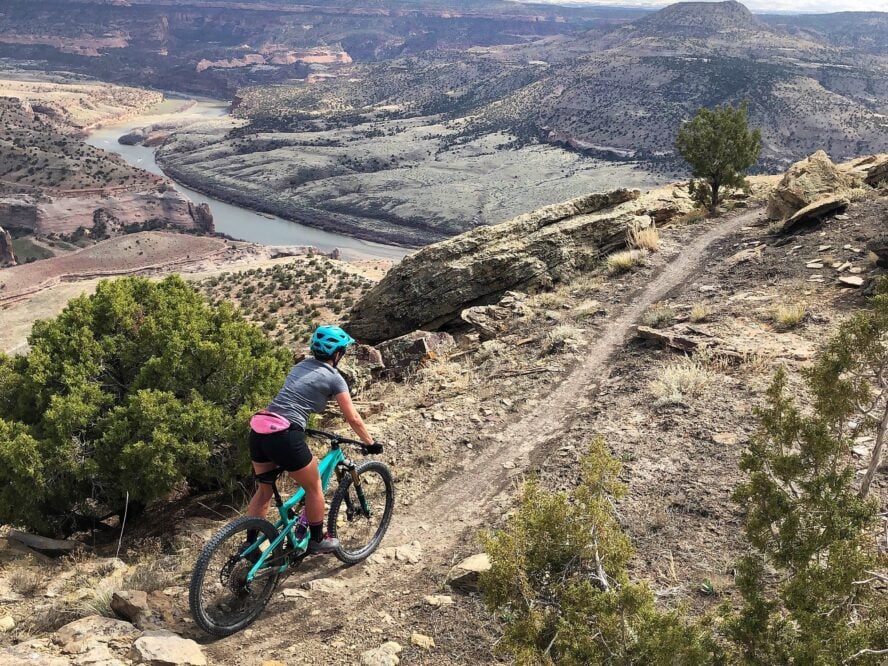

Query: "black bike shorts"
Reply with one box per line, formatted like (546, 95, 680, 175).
(249, 427, 313, 472)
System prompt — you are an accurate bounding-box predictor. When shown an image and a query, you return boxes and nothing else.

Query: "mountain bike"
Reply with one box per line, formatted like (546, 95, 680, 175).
(188, 429, 395, 636)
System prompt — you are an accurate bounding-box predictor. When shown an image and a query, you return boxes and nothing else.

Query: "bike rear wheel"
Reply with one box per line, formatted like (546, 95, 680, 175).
(189, 515, 282, 636)
(327, 460, 395, 565)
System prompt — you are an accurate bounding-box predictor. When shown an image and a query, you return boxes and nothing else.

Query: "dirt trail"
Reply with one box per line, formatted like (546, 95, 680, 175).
(388, 207, 761, 554)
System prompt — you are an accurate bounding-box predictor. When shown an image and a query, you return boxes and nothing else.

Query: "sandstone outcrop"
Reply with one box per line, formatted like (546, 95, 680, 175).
(460, 292, 531, 340)
(0, 190, 214, 236)
(187, 201, 215, 234)
(865, 157, 888, 188)
(0, 226, 15, 266)
(780, 195, 849, 233)
(375, 331, 455, 379)
(767, 150, 859, 221)
(348, 189, 652, 342)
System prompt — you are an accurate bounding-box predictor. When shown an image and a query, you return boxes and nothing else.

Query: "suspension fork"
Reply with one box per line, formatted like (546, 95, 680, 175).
(336, 461, 371, 517)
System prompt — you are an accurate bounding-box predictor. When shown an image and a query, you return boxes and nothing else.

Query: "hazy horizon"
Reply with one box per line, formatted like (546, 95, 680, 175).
(517, 0, 887, 14)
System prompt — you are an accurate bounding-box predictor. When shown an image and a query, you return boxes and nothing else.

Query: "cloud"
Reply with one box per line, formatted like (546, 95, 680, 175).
(521, 0, 887, 13)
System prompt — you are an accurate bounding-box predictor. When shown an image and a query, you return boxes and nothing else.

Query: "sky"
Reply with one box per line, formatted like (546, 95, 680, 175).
(519, 0, 888, 13)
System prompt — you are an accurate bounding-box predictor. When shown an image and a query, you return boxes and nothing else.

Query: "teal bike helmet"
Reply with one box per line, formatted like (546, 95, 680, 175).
(310, 325, 356, 357)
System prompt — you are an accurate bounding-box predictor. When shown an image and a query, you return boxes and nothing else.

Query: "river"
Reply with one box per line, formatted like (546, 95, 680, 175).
(85, 100, 409, 261)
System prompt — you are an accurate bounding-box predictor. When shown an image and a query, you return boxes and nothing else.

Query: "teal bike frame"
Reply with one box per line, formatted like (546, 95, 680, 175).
(239, 430, 368, 582)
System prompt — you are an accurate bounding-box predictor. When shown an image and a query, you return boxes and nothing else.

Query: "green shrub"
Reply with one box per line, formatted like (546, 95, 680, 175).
(725, 282, 888, 663)
(0, 275, 290, 536)
(480, 438, 718, 665)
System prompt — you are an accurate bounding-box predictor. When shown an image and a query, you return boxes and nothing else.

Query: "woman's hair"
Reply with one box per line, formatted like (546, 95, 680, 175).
(312, 349, 334, 362)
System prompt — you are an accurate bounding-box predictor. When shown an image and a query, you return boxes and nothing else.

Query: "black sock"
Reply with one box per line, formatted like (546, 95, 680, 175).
(309, 522, 325, 542)
(246, 528, 258, 543)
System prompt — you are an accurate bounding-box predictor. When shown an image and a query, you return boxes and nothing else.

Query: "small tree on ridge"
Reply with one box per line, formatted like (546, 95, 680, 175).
(676, 101, 762, 216)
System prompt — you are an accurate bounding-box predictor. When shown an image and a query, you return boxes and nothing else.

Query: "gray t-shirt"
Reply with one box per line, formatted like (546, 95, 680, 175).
(266, 358, 349, 428)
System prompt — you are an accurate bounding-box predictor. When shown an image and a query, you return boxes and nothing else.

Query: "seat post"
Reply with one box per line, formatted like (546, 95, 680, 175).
(269, 481, 283, 507)
(256, 469, 285, 507)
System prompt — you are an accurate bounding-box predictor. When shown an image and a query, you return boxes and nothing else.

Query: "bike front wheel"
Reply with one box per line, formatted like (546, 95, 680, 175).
(327, 460, 395, 565)
(189, 515, 282, 636)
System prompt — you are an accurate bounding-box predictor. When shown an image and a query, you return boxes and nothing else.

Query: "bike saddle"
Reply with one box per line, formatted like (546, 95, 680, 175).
(255, 468, 285, 484)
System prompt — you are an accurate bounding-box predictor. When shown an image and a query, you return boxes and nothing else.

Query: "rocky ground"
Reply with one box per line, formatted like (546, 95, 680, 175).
(1, 153, 887, 665)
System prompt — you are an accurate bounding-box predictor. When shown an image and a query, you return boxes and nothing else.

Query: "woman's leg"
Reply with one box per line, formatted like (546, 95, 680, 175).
(246, 461, 278, 518)
(288, 458, 325, 523)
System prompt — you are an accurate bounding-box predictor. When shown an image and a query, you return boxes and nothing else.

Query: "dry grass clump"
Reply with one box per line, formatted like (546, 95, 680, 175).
(534, 287, 571, 309)
(606, 249, 648, 275)
(572, 300, 603, 321)
(690, 302, 711, 322)
(75, 588, 115, 619)
(675, 209, 707, 225)
(8, 563, 41, 595)
(544, 324, 584, 354)
(772, 302, 807, 330)
(628, 223, 660, 252)
(641, 304, 675, 329)
(649, 357, 714, 407)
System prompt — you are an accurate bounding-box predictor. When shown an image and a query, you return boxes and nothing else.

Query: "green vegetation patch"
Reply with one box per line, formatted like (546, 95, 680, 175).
(0, 275, 290, 537)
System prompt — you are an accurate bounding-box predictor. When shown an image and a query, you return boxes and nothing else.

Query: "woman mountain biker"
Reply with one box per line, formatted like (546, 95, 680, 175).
(246, 325, 382, 554)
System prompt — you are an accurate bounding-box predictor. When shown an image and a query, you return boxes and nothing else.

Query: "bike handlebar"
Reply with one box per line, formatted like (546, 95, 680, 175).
(305, 428, 366, 451)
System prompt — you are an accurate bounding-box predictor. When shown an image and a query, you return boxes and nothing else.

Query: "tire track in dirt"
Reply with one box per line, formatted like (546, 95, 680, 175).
(387, 208, 762, 555)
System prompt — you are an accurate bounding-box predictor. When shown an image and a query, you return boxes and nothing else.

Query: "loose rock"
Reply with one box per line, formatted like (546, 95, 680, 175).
(838, 276, 864, 288)
(302, 577, 348, 593)
(411, 632, 435, 649)
(131, 630, 207, 666)
(447, 553, 492, 593)
(424, 594, 454, 607)
(360, 641, 403, 666)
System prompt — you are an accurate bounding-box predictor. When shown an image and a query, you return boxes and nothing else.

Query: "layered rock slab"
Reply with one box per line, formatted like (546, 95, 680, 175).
(348, 189, 645, 342)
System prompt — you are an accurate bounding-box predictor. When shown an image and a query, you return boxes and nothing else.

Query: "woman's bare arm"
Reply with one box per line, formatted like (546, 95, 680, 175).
(335, 391, 374, 445)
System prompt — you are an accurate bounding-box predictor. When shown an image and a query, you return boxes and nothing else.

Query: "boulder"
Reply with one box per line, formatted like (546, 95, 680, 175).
(8, 530, 83, 556)
(338, 343, 385, 393)
(446, 553, 491, 593)
(767, 151, 859, 221)
(0, 616, 13, 633)
(866, 234, 888, 268)
(864, 157, 888, 188)
(460, 291, 530, 340)
(780, 195, 849, 233)
(347, 189, 642, 342)
(375, 331, 455, 379)
(54, 616, 140, 651)
(131, 630, 206, 666)
(0, 226, 15, 267)
(360, 641, 402, 666)
(111, 590, 160, 630)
